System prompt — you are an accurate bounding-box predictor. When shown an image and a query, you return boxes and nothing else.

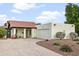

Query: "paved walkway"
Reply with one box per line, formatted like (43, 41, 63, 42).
(0, 39, 61, 56)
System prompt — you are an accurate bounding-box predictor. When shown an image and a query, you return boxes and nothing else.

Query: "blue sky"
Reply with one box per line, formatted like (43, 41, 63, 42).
(0, 3, 67, 26)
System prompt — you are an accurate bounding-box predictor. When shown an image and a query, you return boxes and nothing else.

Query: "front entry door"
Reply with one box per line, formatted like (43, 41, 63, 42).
(26, 29, 31, 38)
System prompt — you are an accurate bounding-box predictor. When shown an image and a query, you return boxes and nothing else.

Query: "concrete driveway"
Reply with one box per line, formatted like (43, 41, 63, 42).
(0, 39, 61, 56)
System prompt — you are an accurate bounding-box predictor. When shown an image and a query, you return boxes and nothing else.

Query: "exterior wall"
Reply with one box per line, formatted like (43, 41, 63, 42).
(16, 28, 24, 38)
(11, 28, 33, 38)
(11, 28, 16, 38)
(36, 23, 75, 39)
(11, 28, 14, 37)
(24, 29, 26, 38)
(31, 29, 37, 38)
(51, 24, 75, 39)
(36, 23, 52, 39)
(11, 28, 24, 38)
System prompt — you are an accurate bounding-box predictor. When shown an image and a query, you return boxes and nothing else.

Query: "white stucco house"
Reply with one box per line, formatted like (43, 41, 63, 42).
(36, 23, 75, 39)
(4, 20, 75, 39)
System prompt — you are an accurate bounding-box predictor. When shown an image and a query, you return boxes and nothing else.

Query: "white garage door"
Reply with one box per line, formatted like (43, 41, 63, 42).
(37, 29, 51, 39)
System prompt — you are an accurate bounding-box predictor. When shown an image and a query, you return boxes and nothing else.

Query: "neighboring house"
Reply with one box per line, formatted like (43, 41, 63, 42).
(4, 20, 75, 39)
(5, 21, 37, 38)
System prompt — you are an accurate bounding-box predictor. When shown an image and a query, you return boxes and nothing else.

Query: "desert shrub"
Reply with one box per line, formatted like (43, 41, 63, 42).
(76, 42, 79, 44)
(70, 32, 78, 40)
(60, 45, 73, 52)
(0, 28, 7, 38)
(73, 39, 79, 41)
(45, 39, 49, 41)
(53, 42, 60, 46)
(56, 32, 65, 40)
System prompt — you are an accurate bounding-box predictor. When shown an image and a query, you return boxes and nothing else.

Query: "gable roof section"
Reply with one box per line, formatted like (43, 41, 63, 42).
(8, 20, 36, 28)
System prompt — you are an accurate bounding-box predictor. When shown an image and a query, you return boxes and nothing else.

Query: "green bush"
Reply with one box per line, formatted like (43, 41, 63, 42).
(0, 28, 7, 38)
(53, 42, 60, 46)
(56, 32, 65, 40)
(60, 45, 73, 52)
(70, 32, 78, 40)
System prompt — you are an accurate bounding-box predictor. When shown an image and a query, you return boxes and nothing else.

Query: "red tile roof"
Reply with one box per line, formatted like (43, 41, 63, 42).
(8, 21, 36, 28)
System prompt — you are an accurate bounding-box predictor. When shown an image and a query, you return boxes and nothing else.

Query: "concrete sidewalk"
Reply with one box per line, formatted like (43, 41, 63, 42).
(0, 39, 61, 56)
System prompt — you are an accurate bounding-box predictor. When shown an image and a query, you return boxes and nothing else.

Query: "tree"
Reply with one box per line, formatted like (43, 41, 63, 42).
(65, 3, 79, 35)
(65, 3, 73, 24)
(56, 32, 65, 40)
(0, 28, 7, 38)
(75, 23, 79, 34)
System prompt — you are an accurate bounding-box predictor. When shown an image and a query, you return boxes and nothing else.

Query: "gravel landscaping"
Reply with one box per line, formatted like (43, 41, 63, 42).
(37, 39, 79, 56)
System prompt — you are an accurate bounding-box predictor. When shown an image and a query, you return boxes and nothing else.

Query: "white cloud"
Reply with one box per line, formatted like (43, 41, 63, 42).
(0, 14, 8, 26)
(0, 14, 18, 26)
(11, 3, 40, 13)
(62, 11, 65, 15)
(14, 3, 37, 10)
(0, 14, 7, 18)
(37, 11, 61, 20)
(34, 11, 65, 24)
(11, 9, 22, 13)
